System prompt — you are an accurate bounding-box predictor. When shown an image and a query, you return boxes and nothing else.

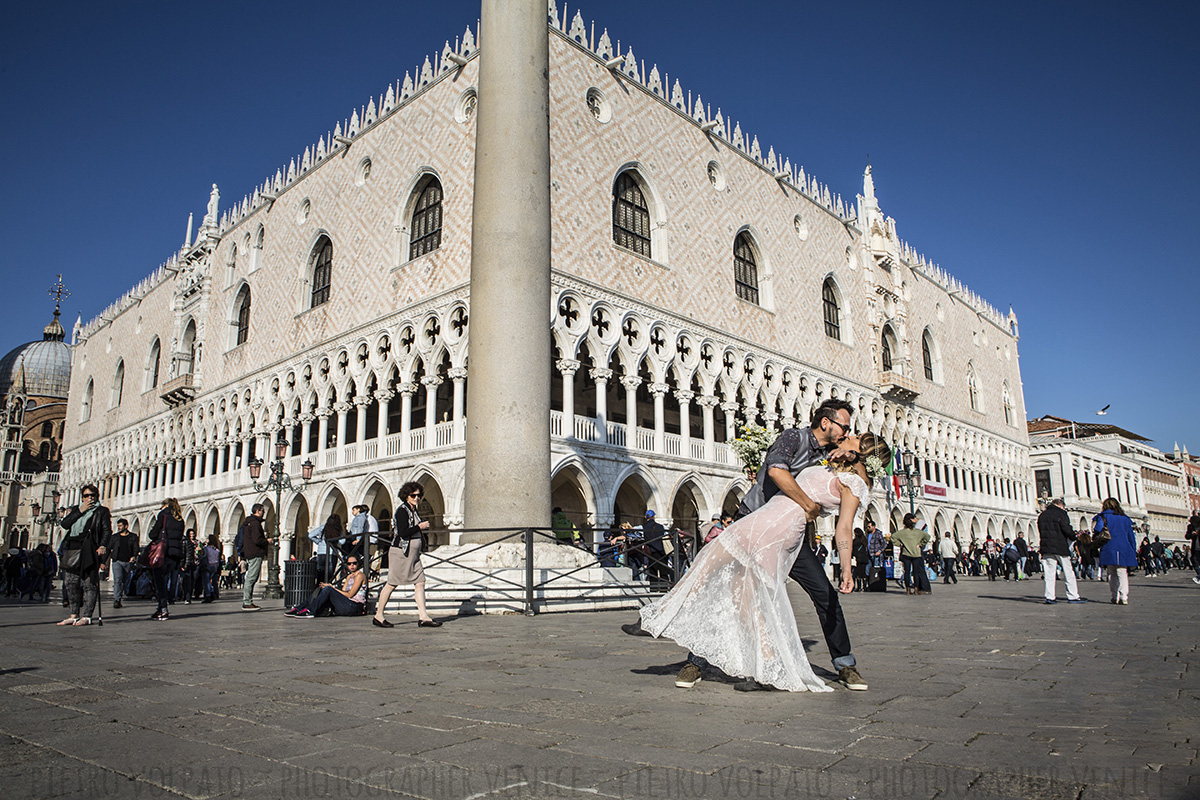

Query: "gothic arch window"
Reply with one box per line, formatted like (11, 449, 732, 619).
(38, 441, 50, 460)
(612, 171, 651, 257)
(878, 326, 897, 376)
(251, 225, 265, 272)
(146, 337, 161, 391)
(733, 232, 759, 305)
(822, 278, 841, 341)
(180, 320, 197, 375)
(309, 236, 333, 308)
(409, 177, 443, 260)
(967, 364, 980, 412)
(40, 421, 53, 438)
(1002, 383, 1015, 426)
(81, 379, 93, 421)
(922, 329, 936, 381)
(111, 360, 125, 408)
(234, 284, 252, 346)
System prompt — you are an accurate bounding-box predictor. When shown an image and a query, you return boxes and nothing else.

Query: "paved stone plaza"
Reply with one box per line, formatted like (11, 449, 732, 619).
(1, 572, 1195, 800)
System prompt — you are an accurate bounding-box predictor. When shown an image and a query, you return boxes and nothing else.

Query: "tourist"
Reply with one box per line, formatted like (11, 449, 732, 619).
(373, 482, 440, 628)
(893, 513, 931, 595)
(108, 518, 138, 609)
(56, 484, 112, 626)
(1094, 498, 1137, 605)
(286, 554, 366, 618)
(939, 532, 959, 585)
(200, 534, 222, 602)
(1187, 513, 1200, 584)
(851, 528, 870, 591)
(147, 498, 185, 621)
(1037, 498, 1085, 604)
(240, 504, 270, 611)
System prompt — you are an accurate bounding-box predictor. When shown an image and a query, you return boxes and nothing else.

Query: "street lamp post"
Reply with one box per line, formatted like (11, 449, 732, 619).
(249, 439, 314, 600)
(900, 449, 923, 517)
(30, 488, 61, 547)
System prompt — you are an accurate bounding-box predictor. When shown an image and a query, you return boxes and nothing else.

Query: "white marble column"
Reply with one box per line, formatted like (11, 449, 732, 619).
(299, 414, 314, 459)
(375, 390, 394, 440)
(353, 397, 370, 444)
(622, 375, 641, 447)
(316, 408, 331, 452)
(421, 376, 442, 432)
(398, 383, 416, 452)
(463, 0, 551, 536)
(698, 395, 718, 461)
(448, 368, 467, 442)
(721, 401, 739, 443)
(557, 359, 580, 437)
(675, 389, 694, 457)
(649, 382, 669, 454)
(590, 367, 612, 444)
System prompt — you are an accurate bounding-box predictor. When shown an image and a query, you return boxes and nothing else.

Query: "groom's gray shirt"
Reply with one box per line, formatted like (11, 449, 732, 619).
(735, 427, 830, 519)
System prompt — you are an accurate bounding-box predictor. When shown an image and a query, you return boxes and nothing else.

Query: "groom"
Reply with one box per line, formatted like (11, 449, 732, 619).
(623, 398, 868, 692)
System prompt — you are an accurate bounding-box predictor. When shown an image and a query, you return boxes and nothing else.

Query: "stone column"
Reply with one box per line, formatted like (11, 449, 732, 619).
(316, 408, 331, 452)
(721, 401, 739, 443)
(698, 395, 718, 461)
(421, 376, 442, 431)
(204, 448, 215, 480)
(375, 390, 394, 440)
(675, 389, 694, 457)
(763, 412, 779, 432)
(354, 397, 370, 443)
(557, 359, 580, 437)
(447, 369, 467, 443)
(217, 443, 227, 475)
(590, 367, 612, 444)
(649, 382, 669, 454)
(334, 403, 350, 450)
(463, 0, 551, 537)
(398, 383, 416, 452)
(622, 375, 641, 448)
(299, 414, 314, 459)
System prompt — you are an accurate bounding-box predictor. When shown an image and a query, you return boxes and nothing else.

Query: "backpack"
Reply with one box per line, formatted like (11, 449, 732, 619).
(234, 522, 247, 558)
(1004, 544, 1019, 563)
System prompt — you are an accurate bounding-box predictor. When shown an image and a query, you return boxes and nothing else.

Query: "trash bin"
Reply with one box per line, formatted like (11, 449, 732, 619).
(284, 560, 317, 610)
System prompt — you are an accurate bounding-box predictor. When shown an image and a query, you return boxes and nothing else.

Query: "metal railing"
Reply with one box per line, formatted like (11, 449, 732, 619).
(318, 525, 702, 616)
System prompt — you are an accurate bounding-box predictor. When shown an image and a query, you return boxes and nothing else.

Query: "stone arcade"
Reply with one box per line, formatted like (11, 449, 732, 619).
(61, 4, 1036, 609)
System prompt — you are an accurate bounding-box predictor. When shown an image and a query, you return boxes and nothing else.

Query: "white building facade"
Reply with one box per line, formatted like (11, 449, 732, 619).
(61, 6, 1035, 562)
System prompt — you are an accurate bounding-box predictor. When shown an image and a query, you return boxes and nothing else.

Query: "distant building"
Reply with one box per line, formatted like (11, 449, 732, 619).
(1028, 415, 1189, 542)
(0, 295, 70, 549)
(1165, 444, 1200, 517)
(60, 6, 1035, 565)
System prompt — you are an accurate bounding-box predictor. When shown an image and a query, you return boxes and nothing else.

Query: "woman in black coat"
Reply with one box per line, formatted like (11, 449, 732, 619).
(148, 498, 185, 621)
(56, 484, 112, 626)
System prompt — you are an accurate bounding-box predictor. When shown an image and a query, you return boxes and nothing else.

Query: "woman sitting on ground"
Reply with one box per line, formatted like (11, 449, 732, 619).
(285, 556, 366, 618)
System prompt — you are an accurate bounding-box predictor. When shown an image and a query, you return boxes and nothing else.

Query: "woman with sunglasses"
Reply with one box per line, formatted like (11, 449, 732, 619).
(285, 555, 366, 618)
(56, 484, 112, 626)
(373, 481, 440, 628)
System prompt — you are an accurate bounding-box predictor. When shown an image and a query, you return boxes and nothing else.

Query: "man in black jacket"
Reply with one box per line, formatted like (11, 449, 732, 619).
(1037, 499, 1086, 604)
(240, 504, 270, 611)
(108, 518, 139, 609)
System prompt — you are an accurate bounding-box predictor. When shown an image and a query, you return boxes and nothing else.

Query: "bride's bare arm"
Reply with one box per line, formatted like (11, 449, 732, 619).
(834, 484, 861, 594)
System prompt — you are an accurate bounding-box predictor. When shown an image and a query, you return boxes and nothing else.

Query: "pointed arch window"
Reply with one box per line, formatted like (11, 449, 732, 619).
(1002, 384, 1014, 426)
(922, 333, 934, 380)
(409, 178, 443, 259)
(111, 360, 125, 408)
(733, 232, 759, 304)
(309, 236, 333, 308)
(147, 338, 161, 390)
(235, 285, 252, 346)
(968, 366, 980, 411)
(612, 172, 651, 257)
(822, 279, 841, 340)
(881, 330, 893, 372)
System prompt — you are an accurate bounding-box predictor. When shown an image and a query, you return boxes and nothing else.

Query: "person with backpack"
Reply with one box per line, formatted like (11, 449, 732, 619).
(240, 504, 270, 611)
(200, 534, 222, 602)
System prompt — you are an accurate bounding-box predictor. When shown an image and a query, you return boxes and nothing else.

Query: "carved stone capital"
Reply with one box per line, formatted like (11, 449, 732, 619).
(674, 390, 695, 404)
(420, 375, 443, 388)
(333, 402, 352, 414)
(720, 402, 740, 415)
(695, 394, 721, 409)
(314, 406, 332, 418)
(555, 358, 581, 376)
(398, 382, 418, 396)
(589, 367, 614, 383)
(447, 367, 468, 382)
(353, 396, 372, 407)
(620, 375, 642, 390)
(647, 382, 671, 397)
(374, 390, 396, 403)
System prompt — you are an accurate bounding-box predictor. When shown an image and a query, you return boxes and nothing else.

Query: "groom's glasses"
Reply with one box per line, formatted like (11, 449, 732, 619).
(827, 419, 852, 437)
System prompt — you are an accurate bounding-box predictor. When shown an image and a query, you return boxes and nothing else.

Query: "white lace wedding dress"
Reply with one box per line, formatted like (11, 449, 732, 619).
(640, 465, 870, 692)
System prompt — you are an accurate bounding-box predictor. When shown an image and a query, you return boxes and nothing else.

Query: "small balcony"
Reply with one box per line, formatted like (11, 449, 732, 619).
(876, 370, 919, 403)
(160, 374, 198, 407)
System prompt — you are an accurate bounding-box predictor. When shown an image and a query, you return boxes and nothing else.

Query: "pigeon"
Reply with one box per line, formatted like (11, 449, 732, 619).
(1096, 404, 1110, 416)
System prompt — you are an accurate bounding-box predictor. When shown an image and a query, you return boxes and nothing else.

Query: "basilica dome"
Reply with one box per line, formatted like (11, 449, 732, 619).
(0, 313, 72, 400)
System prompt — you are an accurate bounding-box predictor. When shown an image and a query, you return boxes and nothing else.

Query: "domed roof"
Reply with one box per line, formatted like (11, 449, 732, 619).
(0, 313, 72, 400)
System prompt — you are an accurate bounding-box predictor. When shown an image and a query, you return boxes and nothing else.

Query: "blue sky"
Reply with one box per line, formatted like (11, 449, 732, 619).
(2, 1, 1196, 451)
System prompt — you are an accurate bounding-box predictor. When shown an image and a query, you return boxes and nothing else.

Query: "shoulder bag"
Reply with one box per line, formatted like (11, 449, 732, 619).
(1092, 513, 1111, 549)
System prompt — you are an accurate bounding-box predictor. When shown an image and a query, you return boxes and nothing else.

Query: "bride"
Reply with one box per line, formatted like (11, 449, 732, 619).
(640, 433, 892, 692)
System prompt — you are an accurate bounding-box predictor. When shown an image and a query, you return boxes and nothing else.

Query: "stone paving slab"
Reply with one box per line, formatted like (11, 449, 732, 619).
(0, 571, 1196, 799)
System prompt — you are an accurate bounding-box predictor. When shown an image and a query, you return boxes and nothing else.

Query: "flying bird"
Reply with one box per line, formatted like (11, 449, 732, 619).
(1096, 404, 1110, 416)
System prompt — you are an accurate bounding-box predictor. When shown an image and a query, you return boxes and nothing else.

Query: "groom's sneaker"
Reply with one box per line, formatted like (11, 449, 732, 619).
(838, 666, 868, 691)
(621, 621, 652, 637)
(675, 663, 702, 688)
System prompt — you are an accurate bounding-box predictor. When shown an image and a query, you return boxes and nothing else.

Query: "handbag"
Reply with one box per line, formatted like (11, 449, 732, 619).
(1093, 514, 1112, 549)
(61, 546, 82, 573)
(147, 539, 167, 569)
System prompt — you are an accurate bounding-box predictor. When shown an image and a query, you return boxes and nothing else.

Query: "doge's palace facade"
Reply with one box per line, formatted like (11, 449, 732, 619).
(62, 5, 1035, 560)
